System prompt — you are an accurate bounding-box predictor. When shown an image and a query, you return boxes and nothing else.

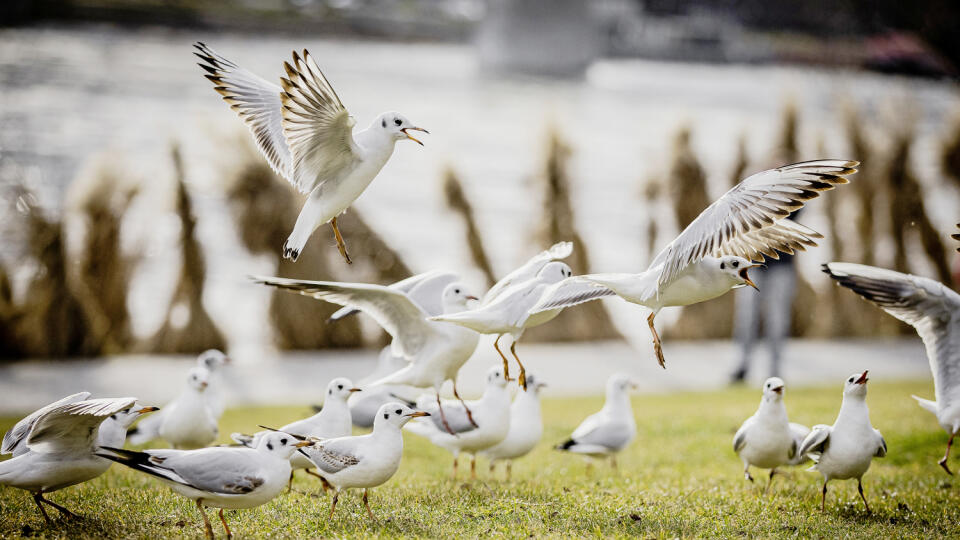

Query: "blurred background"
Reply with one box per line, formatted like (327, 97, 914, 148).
(1, 0, 959, 409)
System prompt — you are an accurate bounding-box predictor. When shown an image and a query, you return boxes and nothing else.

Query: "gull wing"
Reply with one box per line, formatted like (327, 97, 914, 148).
(251, 276, 437, 359)
(303, 439, 361, 475)
(3, 392, 90, 456)
(417, 400, 479, 435)
(482, 242, 573, 306)
(328, 270, 459, 322)
(798, 424, 832, 458)
(650, 160, 856, 289)
(823, 262, 960, 414)
(530, 275, 619, 313)
(27, 397, 137, 454)
(733, 417, 753, 453)
(570, 416, 633, 451)
(97, 446, 269, 495)
(875, 431, 887, 458)
(280, 49, 360, 194)
(194, 42, 292, 180)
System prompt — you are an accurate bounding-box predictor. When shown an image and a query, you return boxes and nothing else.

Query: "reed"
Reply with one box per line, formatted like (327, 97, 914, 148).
(443, 167, 496, 286)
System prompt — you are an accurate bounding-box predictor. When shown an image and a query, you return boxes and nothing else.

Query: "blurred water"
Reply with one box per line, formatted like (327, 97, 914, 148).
(1, 24, 959, 356)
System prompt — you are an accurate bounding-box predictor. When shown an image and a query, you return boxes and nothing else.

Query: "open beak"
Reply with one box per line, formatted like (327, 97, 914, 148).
(294, 440, 314, 448)
(405, 411, 430, 418)
(772, 386, 783, 394)
(739, 266, 760, 290)
(401, 127, 429, 146)
(349, 387, 362, 393)
(855, 370, 869, 385)
(465, 295, 479, 301)
(137, 406, 160, 414)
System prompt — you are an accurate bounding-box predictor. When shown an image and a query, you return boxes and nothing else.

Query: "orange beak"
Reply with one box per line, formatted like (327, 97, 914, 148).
(401, 127, 429, 145)
(739, 266, 760, 290)
(855, 370, 869, 385)
(405, 411, 430, 418)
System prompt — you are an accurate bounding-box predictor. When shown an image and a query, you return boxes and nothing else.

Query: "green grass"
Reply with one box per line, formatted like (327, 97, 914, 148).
(1, 379, 959, 538)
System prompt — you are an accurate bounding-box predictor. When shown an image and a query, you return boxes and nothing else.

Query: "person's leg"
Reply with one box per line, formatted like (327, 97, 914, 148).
(731, 274, 762, 382)
(763, 264, 796, 378)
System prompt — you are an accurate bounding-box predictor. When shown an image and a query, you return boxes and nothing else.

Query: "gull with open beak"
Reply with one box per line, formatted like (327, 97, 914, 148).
(251, 277, 480, 435)
(299, 403, 428, 521)
(798, 371, 886, 513)
(733, 377, 811, 492)
(0, 396, 157, 524)
(99, 431, 312, 539)
(531, 160, 857, 369)
(555, 374, 638, 469)
(194, 42, 428, 264)
(232, 377, 360, 489)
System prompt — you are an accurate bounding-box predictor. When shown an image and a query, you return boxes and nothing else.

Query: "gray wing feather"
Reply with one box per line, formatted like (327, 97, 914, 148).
(798, 424, 831, 457)
(419, 400, 478, 434)
(2, 392, 90, 456)
(305, 441, 361, 474)
(28, 397, 137, 454)
(483, 242, 573, 305)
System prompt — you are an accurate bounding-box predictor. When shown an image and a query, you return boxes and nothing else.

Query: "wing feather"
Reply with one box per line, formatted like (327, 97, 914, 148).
(27, 397, 137, 454)
(482, 242, 573, 305)
(303, 440, 361, 474)
(651, 160, 857, 288)
(2, 392, 90, 456)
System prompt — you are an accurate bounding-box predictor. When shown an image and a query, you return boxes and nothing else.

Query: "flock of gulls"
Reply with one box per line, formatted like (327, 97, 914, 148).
(1, 42, 959, 537)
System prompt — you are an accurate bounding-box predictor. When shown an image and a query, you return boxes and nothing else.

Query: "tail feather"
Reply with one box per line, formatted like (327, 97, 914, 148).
(96, 446, 196, 489)
(230, 432, 256, 448)
(555, 439, 577, 451)
(912, 395, 939, 415)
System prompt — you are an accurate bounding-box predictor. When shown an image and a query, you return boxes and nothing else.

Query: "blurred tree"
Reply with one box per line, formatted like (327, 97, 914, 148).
(443, 167, 496, 287)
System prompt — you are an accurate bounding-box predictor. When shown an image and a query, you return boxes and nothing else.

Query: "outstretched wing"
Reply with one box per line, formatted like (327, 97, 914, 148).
(650, 160, 857, 288)
(823, 262, 960, 414)
(3, 392, 90, 456)
(251, 276, 437, 358)
(530, 275, 619, 313)
(27, 397, 137, 454)
(483, 242, 573, 305)
(798, 424, 832, 458)
(194, 42, 292, 180)
(328, 270, 459, 322)
(280, 49, 360, 194)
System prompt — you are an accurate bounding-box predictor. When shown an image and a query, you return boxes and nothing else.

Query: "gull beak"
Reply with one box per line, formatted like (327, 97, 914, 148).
(222, 356, 232, 365)
(199, 381, 209, 389)
(855, 370, 869, 385)
(349, 387, 362, 393)
(257, 426, 308, 441)
(465, 295, 479, 301)
(294, 440, 314, 448)
(405, 411, 430, 418)
(401, 127, 429, 146)
(137, 406, 160, 414)
(739, 267, 759, 290)
(772, 386, 784, 394)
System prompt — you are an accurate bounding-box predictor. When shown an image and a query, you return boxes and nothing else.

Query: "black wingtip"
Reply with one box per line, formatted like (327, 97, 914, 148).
(555, 439, 576, 451)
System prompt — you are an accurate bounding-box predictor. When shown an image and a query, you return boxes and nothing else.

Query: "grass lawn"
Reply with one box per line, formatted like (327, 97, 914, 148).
(1, 379, 958, 538)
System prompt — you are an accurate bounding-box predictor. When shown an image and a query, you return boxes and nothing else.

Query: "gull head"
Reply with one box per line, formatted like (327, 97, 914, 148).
(718, 256, 760, 290)
(256, 430, 314, 459)
(762, 377, 785, 401)
(537, 261, 573, 284)
(524, 373, 547, 394)
(109, 402, 160, 429)
(197, 349, 229, 371)
(326, 377, 362, 402)
(441, 282, 479, 312)
(843, 370, 870, 398)
(378, 112, 429, 145)
(486, 365, 510, 389)
(376, 402, 429, 430)
(608, 373, 639, 395)
(187, 367, 211, 392)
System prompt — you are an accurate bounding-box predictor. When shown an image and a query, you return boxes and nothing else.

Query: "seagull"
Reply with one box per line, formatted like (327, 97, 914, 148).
(98, 431, 311, 539)
(531, 160, 858, 369)
(823, 262, 960, 474)
(128, 350, 228, 445)
(733, 377, 810, 491)
(406, 366, 512, 479)
(299, 402, 429, 521)
(157, 367, 219, 449)
(232, 377, 359, 488)
(194, 42, 428, 264)
(328, 270, 460, 322)
(0, 396, 154, 523)
(798, 371, 886, 513)
(479, 374, 546, 480)
(429, 241, 575, 389)
(251, 276, 480, 433)
(555, 374, 637, 468)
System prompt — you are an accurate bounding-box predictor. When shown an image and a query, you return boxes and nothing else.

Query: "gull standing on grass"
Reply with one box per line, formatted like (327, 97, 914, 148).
(232, 377, 359, 488)
(479, 374, 546, 480)
(194, 43, 428, 264)
(824, 262, 960, 474)
(406, 366, 512, 479)
(798, 371, 886, 513)
(555, 374, 637, 468)
(532, 160, 858, 369)
(128, 350, 229, 445)
(429, 242, 575, 389)
(0, 396, 155, 523)
(252, 276, 480, 433)
(299, 402, 429, 521)
(157, 367, 219, 449)
(733, 377, 810, 491)
(98, 431, 311, 539)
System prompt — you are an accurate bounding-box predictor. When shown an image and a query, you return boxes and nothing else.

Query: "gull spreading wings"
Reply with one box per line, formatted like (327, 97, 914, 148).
(2, 392, 91, 457)
(194, 42, 358, 194)
(482, 241, 573, 306)
(328, 270, 460, 322)
(15, 397, 137, 455)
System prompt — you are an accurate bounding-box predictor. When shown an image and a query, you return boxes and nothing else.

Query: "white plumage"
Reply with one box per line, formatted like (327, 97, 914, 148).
(479, 374, 546, 479)
(556, 374, 637, 466)
(157, 367, 219, 449)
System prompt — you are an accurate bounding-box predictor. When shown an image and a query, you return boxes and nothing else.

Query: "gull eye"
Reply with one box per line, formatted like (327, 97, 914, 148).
(720, 262, 725, 270)
(110, 414, 116, 420)
(732, 261, 739, 268)
(267, 442, 274, 450)
(382, 119, 386, 128)
(328, 389, 332, 395)
(394, 118, 402, 126)
(280, 438, 288, 445)
(455, 288, 460, 294)
(338, 384, 343, 390)
(395, 409, 402, 415)
(383, 413, 389, 419)
(848, 377, 854, 383)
